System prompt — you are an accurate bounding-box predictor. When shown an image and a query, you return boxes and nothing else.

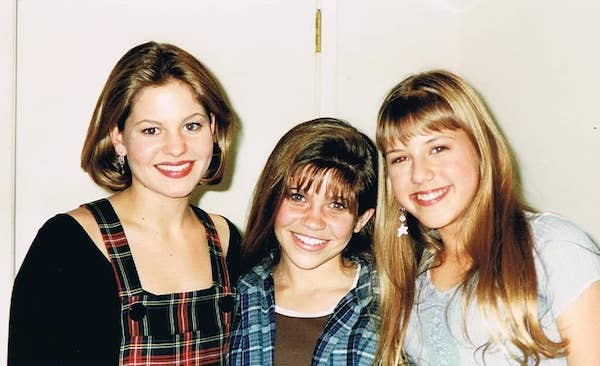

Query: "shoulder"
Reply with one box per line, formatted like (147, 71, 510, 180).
(237, 262, 272, 293)
(202, 211, 241, 256)
(208, 213, 229, 238)
(528, 212, 600, 315)
(18, 211, 109, 275)
(528, 211, 599, 265)
(67, 205, 107, 258)
(353, 258, 380, 313)
(528, 212, 598, 254)
(38, 212, 83, 234)
(527, 213, 600, 266)
(356, 258, 378, 290)
(357, 256, 377, 275)
(26, 213, 90, 259)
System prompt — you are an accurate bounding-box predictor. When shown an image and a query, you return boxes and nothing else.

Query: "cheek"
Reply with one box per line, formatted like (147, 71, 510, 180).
(189, 133, 215, 156)
(388, 173, 410, 204)
(329, 215, 359, 241)
(455, 159, 480, 194)
(274, 203, 295, 230)
(123, 138, 154, 161)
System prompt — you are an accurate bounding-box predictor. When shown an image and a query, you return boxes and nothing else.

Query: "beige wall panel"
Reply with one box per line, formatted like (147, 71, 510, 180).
(1, 0, 16, 363)
(15, 0, 317, 269)
(332, 0, 599, 241)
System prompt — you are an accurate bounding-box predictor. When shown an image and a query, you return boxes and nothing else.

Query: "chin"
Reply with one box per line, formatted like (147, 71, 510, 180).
(418, 219, 450, 231)
(162, 189, 195, 199)
(289, 258, 327, 271)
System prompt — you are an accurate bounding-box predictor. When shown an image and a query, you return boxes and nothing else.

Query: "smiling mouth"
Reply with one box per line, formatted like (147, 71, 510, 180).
(412, 185, 451, 205)
(155, 161, 194, 177)
(293, 233, 326, 246)
(157, 162, 192, 172)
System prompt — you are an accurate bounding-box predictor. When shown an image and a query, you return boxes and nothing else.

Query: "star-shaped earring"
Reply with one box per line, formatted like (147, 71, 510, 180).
(397, 210, 408, 237)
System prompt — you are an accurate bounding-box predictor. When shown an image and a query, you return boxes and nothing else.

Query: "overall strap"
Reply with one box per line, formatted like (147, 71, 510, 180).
(191, 206, 231, 290)
(84, 198, 143, 298)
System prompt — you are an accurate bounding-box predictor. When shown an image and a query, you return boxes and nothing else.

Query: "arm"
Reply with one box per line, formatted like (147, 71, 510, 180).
(8, 214, 120, 365)
(533, 214, 600, 365)
(8, 217, 65, 364)
(556, 281, 600, 366)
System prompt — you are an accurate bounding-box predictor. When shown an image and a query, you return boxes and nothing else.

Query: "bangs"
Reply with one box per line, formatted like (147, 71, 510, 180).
(288, 165, 358, 211)
(378, 91, 462, 152)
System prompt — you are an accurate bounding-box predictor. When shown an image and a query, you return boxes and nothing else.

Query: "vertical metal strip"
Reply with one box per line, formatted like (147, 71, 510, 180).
(315, 9, 322, 53)
(314, 4, 322, 116)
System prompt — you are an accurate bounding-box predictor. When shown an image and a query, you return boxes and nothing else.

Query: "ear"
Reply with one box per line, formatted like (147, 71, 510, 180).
(353, 208, 375, 233)
(109, 126, 127, 156)
(209, 113, 216, 136)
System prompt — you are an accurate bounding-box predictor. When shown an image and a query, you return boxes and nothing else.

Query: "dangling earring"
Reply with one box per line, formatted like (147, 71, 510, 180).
(397, 208, 409, 238)
(117, 155, 126, 174)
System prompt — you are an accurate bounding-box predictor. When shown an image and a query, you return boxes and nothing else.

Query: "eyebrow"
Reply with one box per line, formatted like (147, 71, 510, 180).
(383, 148, 404, 156)
(132, 112, 209, 126)
(384, 134, 455, 156)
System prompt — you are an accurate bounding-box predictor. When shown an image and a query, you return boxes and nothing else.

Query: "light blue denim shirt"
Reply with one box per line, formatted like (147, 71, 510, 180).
(405, 212, 600, 365)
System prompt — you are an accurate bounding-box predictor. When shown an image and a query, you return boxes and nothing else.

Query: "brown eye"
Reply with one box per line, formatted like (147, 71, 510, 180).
(142, 127, 159, 135)
(388, 155, 407, 164)
(289, 192, 305, 202)
(184, 122, 201, 132)
(431, 146, 447, 154)
(330, 201, 347, 210)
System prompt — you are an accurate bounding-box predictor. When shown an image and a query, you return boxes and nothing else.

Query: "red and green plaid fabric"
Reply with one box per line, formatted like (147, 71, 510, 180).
(85, 199, 234, 365)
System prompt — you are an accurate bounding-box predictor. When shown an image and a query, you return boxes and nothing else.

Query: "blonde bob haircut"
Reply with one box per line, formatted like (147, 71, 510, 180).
(81, 41, 234, 191)
(374, 70, 563, 365)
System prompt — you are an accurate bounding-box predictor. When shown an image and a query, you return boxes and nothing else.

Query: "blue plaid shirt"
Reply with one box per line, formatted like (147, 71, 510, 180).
(228, 256, 380, 365)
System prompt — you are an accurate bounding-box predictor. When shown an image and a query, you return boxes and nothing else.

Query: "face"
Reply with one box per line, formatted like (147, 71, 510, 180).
(274, 172, 374, 273)
(111, 80, 215, 199)
(384, 128, 480, 241)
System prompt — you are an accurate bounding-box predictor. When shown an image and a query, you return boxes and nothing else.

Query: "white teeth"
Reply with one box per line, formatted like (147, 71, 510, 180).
(294, 233, 326, 246)
(417, 189, 444, 201)
(157, 163, 190, 172)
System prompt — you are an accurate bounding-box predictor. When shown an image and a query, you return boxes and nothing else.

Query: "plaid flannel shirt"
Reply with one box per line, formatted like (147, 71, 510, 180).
(228, 255, 380, 365)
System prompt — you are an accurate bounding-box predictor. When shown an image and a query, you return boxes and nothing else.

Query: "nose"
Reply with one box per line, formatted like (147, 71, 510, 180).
(301, 204, 326, 231)
(411, 156, 433, 184)
(163, 131, 186, 156)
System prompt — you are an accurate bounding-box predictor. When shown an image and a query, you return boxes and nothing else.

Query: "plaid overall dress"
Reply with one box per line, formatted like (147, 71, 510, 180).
(85, 199, 235, 365)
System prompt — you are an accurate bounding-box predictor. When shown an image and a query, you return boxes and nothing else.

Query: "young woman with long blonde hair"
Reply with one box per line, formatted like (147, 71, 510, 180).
(374, 70, 600, 365)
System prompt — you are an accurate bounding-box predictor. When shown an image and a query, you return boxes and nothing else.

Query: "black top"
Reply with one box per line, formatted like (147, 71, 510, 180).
(8, 211, 242, 366)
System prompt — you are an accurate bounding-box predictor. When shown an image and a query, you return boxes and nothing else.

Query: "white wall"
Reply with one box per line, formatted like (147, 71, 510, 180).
(1, 0, 16, 363)
(332, 0, 600, 242)
(4, 1, 600, 363)
(14, 0, 318, 265)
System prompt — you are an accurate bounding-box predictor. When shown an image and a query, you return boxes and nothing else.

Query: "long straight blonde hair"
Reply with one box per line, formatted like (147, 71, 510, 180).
(373, 70, 564, 365)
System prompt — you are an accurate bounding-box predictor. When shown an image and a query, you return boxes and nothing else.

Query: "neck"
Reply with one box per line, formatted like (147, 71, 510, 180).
(435, 225, 471, 265)
(273, 256, 356, 291)
(109, 187, 193, 229)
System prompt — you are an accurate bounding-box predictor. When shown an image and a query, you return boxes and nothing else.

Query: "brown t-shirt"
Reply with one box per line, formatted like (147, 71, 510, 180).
(274, 310, 330, 366)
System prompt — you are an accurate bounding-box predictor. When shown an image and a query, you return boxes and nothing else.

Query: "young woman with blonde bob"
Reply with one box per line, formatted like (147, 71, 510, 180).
(374, 70, 600, 365)
(9, 41, 241, 365)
